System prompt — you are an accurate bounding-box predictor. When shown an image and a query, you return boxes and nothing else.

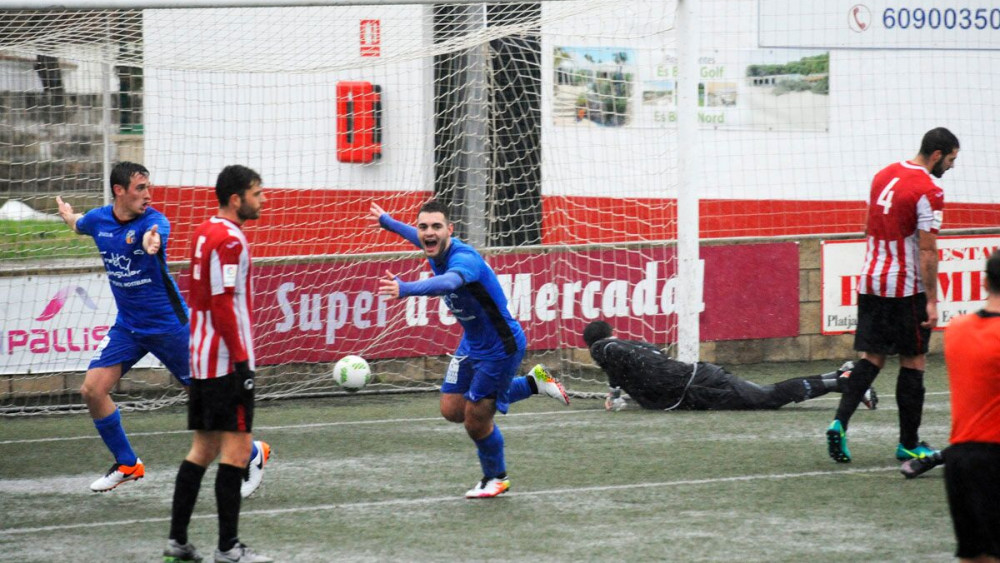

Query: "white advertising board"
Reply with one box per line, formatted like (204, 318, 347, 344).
(760, 0, 1000, 50)
(0, 274, 161, 374)
(821, 235, 1000, 334)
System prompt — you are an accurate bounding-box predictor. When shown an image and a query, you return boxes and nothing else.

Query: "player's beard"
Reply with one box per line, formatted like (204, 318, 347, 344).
(236, 199, 260, 221)
(931, 159, 947, 178)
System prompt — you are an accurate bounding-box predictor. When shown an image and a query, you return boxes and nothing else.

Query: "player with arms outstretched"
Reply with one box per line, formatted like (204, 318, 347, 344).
(371, 200, 569, 498)
(57, 162, 269, 497)
(826, 127, 959, 464)
(164, 165, 272, 563)
(56, 161, 188, 492)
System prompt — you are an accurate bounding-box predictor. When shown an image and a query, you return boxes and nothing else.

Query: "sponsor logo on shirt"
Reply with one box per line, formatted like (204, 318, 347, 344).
(103, 253, 149, 288)
(223, 264, 239, 287)
(98, 232, 114, 238)
(443, 293, 476, 321)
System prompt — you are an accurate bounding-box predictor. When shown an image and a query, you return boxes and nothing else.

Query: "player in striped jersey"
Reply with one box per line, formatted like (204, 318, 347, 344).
(165, 165, 272, 563)
(56, 162, 189, 493)
(372, 199, 570, 499)
(826, 127, 959, 464)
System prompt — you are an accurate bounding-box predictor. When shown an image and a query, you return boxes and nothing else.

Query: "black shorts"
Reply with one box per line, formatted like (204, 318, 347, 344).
(944, 442, 1000, 559)
(854, 293, 931, 356)
(188, 370, 255, 432)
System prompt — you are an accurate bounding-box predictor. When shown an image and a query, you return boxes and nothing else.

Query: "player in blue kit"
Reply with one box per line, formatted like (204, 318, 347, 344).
(57, 162, 268, 496)
(371, 200, 569, 498)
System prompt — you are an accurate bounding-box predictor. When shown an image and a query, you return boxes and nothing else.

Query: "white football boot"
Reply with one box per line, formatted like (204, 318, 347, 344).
(529, 364, 570, 406)
(241, 441, 271, 498)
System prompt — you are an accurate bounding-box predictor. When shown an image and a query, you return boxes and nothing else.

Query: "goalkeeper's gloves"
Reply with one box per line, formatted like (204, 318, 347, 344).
(604, 387, 627, 411)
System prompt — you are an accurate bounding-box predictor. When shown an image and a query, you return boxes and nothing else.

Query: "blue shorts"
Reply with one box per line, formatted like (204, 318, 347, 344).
(89, 323, 191, 385)
(440, 349, 525, 414)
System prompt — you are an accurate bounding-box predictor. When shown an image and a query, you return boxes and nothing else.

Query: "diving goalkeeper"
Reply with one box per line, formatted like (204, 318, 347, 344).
(583, 321, 877, 411)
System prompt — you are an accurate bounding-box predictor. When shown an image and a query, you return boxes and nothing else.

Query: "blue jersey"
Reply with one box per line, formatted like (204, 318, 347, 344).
(76, 206, 188, 334)
(380, 215, 526, 360)
(429, 238, 526, 360)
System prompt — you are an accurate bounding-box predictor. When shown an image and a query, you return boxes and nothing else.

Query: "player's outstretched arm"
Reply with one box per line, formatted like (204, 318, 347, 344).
(55, 196, 83, 233)
(377, 269, 463, 298)
(370, 202, 421, 248)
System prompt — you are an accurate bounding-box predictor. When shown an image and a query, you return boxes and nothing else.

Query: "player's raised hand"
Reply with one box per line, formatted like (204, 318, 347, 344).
(55, 196, 82, 231)
(143, 224, 162, 255)
(55, 196, 73, 221)
(378, 270, 400, 298)
(369, 202, 387, 226)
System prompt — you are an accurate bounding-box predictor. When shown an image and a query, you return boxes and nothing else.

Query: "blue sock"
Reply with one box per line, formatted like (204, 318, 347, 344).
(474, 425, 506, 479)
(507, 376, 533, 404)
(93, 409, 137, 466)
(250, 440, 259, 463)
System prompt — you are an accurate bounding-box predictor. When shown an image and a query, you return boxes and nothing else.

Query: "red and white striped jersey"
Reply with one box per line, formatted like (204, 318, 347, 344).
(188, 216, 255, 379)
(859, 160, 944, 298)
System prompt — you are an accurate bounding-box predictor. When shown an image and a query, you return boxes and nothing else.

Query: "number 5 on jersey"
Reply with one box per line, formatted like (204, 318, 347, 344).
(192, 235, 206, 280)
(877, 177, 899, 214)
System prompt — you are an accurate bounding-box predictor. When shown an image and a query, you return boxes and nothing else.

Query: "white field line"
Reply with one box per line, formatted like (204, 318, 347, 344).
(0, 390, 952, 446)
(0, 409, 595, 445)
(0, 465, 898, 536)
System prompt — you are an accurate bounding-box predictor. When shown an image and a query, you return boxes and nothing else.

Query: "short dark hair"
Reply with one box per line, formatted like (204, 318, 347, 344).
(418, 199, 450, 222)
(986, 249, 1000, 295)
(583, 320, 613, 347)
(215, 165, 262, 207)
(109, 161, 149, 199)
(918, 127, 960, 158)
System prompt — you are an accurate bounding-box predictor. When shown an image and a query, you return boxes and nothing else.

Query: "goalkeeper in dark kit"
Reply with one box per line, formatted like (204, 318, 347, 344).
(582, 321, 876, 412)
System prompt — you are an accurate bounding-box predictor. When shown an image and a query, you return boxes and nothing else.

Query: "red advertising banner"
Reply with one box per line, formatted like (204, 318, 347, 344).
(175, 242, 798, 365)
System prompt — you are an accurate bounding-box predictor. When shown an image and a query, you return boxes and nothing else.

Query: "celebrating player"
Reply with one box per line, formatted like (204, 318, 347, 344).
(56, 162, 189, 492)
(826, 127, 959, 464)
(371, 199, 569, 499)
(57, 162, 269, 497)
(164, 165, 272, 563)
(583, 321, 876, 411)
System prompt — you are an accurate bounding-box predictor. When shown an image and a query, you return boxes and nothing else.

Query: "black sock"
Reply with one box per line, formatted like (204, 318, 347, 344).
(526, 375, 539, 394)
(896, 367, 925, 448)
(216, 463, 244, 552)
(169, 460, 207, 546)
(834, 359, 880, 429)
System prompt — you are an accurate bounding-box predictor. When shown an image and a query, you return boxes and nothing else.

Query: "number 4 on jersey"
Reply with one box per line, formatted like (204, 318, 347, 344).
(876, 177, 899, 214)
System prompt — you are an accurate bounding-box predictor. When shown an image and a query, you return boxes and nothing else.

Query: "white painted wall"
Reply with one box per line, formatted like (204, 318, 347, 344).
(133, 0, 996, 203)
(143, 5, 434, 191)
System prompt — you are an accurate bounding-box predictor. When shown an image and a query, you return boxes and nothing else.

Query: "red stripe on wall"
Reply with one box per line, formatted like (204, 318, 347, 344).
(155, 187, 1000, 257)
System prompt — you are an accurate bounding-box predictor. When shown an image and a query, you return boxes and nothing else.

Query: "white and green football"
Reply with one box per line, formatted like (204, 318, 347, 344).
(333, 355, 372, 391)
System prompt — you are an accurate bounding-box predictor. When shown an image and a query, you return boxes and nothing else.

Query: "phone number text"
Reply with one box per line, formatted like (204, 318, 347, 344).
(883, 7, 1000, 29)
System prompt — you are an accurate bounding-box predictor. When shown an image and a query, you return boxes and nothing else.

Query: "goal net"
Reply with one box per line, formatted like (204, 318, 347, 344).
(2, 0, 999, 414)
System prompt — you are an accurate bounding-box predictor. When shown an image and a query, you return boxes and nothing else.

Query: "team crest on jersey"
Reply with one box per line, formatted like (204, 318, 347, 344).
(125, 229, 136, 245)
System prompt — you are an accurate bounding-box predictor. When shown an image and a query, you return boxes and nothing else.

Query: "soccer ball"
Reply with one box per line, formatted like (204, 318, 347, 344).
(333, 355, 371, 391)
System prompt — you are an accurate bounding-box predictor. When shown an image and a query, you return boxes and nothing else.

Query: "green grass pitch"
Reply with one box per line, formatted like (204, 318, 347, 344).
(0, 356, 955, 561)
